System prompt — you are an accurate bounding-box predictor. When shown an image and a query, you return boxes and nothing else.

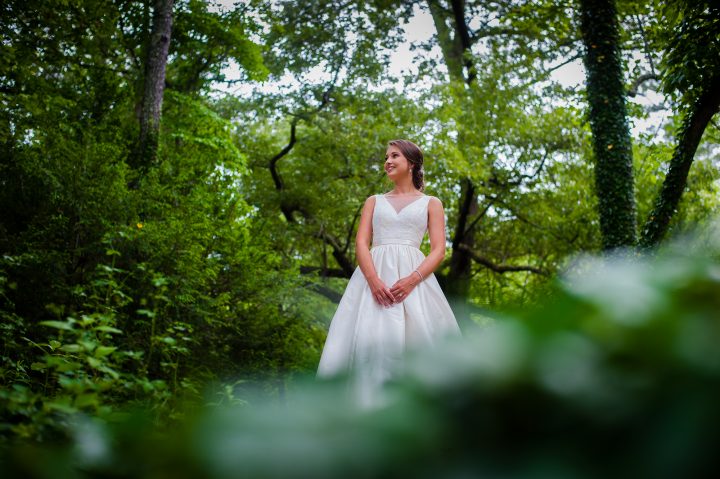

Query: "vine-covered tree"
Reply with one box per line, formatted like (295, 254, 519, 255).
(578, 0, 637, 250)
(639, 0, 720, 247)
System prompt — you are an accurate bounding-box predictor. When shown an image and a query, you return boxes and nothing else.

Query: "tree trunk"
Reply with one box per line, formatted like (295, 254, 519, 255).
(640, 75, 720, 248)
(449, 0, 476, 84)
(447, 177, 478, 299)
(132, 0, 174, 171)
(427, 0, 464, 83)
(578, 0, 637, 250)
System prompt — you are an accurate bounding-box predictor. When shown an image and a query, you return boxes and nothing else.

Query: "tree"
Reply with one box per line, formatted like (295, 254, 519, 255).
(425, 0, 581, 308)
(131, 0, 174, 171)
(576, 0, 720, 250)
(639, 0, 720, 247)
(578, 0, 638, 250)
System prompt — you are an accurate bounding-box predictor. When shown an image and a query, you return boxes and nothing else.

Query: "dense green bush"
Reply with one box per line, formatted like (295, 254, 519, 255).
(0, 91, 325, 440)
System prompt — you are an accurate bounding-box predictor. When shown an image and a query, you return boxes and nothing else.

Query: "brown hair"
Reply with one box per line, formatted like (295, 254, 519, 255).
(388, 139, 424, 192)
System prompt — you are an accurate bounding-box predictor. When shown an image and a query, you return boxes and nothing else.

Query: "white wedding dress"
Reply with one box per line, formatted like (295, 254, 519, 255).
(316, 193, 462, 408)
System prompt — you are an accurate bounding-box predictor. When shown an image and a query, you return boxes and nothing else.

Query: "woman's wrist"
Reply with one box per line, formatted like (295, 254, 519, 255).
(366, 273, 380, 283)
(412, 269, 423, 284)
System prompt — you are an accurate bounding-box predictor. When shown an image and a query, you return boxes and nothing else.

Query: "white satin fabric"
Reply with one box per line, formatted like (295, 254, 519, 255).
(316, 194, 462, 408)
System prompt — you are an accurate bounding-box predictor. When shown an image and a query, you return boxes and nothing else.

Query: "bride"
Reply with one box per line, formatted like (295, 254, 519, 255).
(316, 139, 461, 408)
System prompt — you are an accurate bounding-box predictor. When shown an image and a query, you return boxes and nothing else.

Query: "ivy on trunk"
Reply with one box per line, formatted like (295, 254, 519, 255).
(578, 0, 638, 250)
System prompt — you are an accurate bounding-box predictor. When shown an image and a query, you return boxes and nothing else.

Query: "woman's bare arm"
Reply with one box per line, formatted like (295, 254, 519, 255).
(356, 196, 395, 306)
(355, 196, 378, 281)
(413, 196, 447, 279)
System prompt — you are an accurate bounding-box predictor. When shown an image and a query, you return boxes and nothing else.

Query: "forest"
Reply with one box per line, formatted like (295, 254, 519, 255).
(1, 0, 720, 477)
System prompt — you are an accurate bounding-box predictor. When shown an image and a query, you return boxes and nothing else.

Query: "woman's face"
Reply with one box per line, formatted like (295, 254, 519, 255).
(384, 145, 411, 179)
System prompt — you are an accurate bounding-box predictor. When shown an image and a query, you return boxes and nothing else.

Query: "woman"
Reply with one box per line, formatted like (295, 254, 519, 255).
(316, 139, 462, 408)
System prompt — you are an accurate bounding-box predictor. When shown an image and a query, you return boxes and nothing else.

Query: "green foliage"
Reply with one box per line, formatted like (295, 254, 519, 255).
(0, 1, 323, 440)
(3, 221, 720, 478)
(262, 0, 415, 81)
(658, 0, 720, 103)
(170, 0, 270, 92)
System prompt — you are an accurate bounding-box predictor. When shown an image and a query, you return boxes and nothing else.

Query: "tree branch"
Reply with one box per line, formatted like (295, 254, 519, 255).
(269, 119, 298, 193)
(640, 74, 720, 248)
(299, 266, 347, 278)
(449, 0, 476, 84)
(457, 243, 548, 276)
(627, 73, 660, 97)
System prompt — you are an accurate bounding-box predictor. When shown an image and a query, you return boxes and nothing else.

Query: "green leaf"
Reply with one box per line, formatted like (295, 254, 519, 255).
(79, 315, 96, 326)
(60, 344, 82, 353)
(45, 400, 77, 414)
(39, 320, 74, 331)
(74, 394, 99, 408)
(99, 366, 120, 380)
(95, 346, 117, 358)
(95, 326, 122, 334)
(56, 361, 82, 373)
(30, 362, 47, 371)
(78, 340, 97, 352)
(87, 357, 102, 368)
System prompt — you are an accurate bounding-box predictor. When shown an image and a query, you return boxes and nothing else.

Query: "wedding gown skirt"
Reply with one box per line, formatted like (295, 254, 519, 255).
(316, 194, 462, 408)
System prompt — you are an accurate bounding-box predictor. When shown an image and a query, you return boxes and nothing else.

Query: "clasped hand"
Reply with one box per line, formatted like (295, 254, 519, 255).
(369, 275, 418, 307)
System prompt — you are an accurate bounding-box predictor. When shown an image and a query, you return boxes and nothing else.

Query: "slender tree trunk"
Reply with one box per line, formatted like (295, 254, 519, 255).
(578, 0, 637, 250)
(449, 0, 476, 84)
(640, 75, 720, 248)
(427, 0, 464, 83)
(132, 0, 174, 171)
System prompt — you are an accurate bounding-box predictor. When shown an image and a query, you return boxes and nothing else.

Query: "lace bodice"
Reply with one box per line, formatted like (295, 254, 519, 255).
(371, 194, 431, 249)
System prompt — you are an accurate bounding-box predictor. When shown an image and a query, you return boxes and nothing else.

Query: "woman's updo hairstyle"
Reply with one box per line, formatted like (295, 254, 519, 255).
(388, 139, 424, 192)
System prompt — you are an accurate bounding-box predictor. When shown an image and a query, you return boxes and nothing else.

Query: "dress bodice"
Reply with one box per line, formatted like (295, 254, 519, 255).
(371, 194, 431, 249)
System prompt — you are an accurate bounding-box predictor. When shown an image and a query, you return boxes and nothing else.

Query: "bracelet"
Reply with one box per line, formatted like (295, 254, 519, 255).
(413, 270, 423, 283)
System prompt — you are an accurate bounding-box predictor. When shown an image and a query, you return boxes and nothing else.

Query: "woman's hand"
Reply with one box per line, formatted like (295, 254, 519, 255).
(368, 276, 396, 307)
(389, 275, 419, 303)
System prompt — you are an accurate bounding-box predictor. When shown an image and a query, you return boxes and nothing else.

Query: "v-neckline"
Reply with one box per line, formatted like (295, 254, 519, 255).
(381, 194, 426, 216)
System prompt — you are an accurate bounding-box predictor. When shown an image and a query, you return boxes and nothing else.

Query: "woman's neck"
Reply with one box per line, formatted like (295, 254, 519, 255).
(387, 186, 422, 195)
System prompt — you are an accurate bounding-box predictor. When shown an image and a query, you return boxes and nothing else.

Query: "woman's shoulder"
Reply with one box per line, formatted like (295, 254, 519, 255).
(363, 194, 378, 206)
(424, 195, 444, 212)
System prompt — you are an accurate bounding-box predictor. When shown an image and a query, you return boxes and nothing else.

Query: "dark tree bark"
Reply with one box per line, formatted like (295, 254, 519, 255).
(640, 74, 720, 248)
(131, 0, 174, 171)
(449, 0, 476, 84)
(447, 177, 478, 299)
(578, 0, 637, 250)
(427, 0, 464, 83)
